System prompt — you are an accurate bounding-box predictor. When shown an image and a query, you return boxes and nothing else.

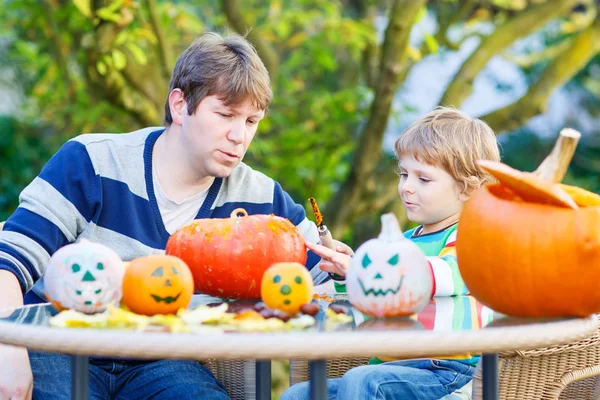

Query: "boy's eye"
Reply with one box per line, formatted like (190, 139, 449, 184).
(247, 119, 257, 125)
(399, 172, 408, 178)
(419, 178, 431, 183)
(218, 113, 232, 118)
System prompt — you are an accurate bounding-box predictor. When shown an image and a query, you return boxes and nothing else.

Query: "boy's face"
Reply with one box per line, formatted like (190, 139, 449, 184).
(180, 94, 265, 178)
(398, 155, 469, 234)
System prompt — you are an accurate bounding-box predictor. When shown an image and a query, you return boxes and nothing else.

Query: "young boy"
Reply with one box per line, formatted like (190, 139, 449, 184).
(0, 32, 329, 399)
(282, 107, 501, 400)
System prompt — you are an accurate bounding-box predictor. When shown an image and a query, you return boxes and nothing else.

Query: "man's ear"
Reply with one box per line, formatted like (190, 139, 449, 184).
(168, 89, 186, 125)
(459, 176, 481, 202)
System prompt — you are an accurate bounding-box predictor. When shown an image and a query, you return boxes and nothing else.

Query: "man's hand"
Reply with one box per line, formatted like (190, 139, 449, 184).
(0, 344, 33, 400)
(307, 241, 353, 278)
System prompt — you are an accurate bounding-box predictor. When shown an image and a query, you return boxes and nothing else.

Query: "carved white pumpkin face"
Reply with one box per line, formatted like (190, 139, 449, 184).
(347, 213, 432, 318)
(44, 240, 124, 314)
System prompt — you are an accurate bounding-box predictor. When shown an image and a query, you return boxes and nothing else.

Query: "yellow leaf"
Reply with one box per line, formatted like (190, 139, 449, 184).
(96, 60, 108, 76)
(112, 49, 127, 70)
(406, 46, 422, 62)
(73, 0, 92, 18)
(287, 32, 308, 48)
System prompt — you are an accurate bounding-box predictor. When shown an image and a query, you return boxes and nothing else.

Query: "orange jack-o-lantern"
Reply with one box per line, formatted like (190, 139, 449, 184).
(121, 255, 194, 316)
(457, 160, 600, 317)
(261, 262, 313, 314)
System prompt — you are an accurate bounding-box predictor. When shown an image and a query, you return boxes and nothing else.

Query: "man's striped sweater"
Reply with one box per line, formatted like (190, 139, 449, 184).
(0, 127, 328, 302)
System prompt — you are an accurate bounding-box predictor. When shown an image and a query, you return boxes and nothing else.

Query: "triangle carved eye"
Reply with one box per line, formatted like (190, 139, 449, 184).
(362, 254, 372, 268)
(388, 254, 399, 266)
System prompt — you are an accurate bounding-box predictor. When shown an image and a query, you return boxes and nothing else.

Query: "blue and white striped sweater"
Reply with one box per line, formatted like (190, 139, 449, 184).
(0, 127, 327, 301)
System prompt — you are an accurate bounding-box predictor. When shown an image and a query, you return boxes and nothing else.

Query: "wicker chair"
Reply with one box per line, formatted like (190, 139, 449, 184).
(205, 360, 257, 400)
(290, 316, 600, 400)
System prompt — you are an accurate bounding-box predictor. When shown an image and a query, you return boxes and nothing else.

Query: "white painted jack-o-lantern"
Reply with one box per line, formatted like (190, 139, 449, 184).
(347, 213, 432, 318)
(44, 239, 125, 314)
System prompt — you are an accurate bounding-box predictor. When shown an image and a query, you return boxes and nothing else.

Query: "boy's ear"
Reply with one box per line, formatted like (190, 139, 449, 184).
(459, 176, 481, 202)
(168, 89, 186, 125)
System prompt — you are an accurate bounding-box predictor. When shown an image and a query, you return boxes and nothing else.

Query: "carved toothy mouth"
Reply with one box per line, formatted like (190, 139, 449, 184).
(358, 276, 404, 297)
(150, 293, 182, 304)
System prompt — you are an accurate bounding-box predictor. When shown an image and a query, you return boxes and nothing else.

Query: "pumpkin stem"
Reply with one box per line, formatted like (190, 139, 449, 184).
(532, 128, 581, 183)
(230, 208, 248, 218)
(378, 213, 404, 242)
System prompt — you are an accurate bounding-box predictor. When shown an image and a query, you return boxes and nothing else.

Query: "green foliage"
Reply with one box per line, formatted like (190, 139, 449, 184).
(0, 116, 58, 219)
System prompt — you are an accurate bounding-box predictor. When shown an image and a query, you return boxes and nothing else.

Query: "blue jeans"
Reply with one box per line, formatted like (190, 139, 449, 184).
(281, 359, 474, 400)
(29, 351, 230, 400)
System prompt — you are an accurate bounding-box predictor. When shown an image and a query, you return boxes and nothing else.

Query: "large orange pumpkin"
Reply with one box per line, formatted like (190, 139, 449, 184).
(121, 255, 194, 316)
(457, 162, 600, 318)
(165, 208, 308, 299)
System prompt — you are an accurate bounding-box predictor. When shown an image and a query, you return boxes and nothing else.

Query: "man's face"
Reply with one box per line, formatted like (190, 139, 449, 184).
(180, 95, 265, 178)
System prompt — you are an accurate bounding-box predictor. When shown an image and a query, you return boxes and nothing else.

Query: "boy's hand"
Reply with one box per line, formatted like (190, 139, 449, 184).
(0, 344, 33, 400)
(306, 241, 352, 277)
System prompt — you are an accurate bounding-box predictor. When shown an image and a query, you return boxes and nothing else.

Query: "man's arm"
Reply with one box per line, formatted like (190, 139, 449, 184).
(0, 140, 100, 295)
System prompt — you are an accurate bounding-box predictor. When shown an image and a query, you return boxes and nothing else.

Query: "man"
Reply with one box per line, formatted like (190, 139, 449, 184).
(0, 32, 329, 399)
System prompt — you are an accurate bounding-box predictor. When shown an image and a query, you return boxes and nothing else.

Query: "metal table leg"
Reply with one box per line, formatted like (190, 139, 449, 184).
(309, 360, 327, 400)
(71, 355, 89, 400)
(255, 360, 271, 400)
(482, 353, 498, 400)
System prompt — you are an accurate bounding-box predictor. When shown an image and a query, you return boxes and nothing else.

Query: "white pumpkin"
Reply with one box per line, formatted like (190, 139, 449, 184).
(44, 239, 125, 314)
(347, 213, 432, 318)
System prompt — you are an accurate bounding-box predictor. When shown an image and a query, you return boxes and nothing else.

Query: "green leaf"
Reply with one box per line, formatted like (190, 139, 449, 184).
(73, 0, 92, 18)
(96, 8, 121, 23)
(126, 43, 147, 65)
(414, 6, 427, 24)
(96, 60, 107, 76)
(112, 49, 127, 70)
(424, 34, 439, 54)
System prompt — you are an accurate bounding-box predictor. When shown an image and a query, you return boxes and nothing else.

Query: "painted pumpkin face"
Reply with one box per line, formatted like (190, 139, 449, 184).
(261, 262, 314, 314)
(121, 255, 194, 316)
(347, 213, 432, 318)
(44, 239, 124, 314)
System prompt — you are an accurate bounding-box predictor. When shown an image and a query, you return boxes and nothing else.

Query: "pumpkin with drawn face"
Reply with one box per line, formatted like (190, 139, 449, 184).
(261, 262, 314, 315)
(44, 239, 124, 314)
(347, 213, 432, 318)
(121, 255, 194, 316)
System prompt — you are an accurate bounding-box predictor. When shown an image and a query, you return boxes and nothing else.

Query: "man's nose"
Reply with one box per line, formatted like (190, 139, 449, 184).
(227, 120, 246, 144)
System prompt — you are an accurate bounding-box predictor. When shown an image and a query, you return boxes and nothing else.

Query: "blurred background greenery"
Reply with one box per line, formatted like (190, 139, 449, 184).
(1, 0, 599, 397)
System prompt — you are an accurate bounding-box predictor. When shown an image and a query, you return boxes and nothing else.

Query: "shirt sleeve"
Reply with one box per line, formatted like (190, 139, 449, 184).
(0, 140, 101, 294)
(426, 230, 468, 297)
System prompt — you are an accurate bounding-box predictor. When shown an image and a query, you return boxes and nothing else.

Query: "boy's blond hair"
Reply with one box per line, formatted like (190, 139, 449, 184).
(394, 107, 500, 193)
(164, 32, 272, 125)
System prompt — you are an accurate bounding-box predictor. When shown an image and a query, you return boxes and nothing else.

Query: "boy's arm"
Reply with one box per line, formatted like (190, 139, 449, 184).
(0, 140, 100, 295)
(426, 233, 469, 297)
(271, 182, 330, 285)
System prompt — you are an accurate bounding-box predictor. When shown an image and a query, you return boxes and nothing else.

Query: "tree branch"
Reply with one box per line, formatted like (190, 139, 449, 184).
(325, 0, 426, 237)
(481, 19, 600, 134)
(145, 0, 173, 81)
(439, 0, 580, 108)
(221, 0, 279, 80)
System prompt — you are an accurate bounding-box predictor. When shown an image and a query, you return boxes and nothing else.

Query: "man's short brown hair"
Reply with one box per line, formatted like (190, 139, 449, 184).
(164, 32, 272, 125)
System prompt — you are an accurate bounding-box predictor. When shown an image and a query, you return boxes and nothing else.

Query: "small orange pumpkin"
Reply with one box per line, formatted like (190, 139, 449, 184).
(261, 262, 313, 314)
(121, 255, 194, 316)
(457, 161, 600, 318)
